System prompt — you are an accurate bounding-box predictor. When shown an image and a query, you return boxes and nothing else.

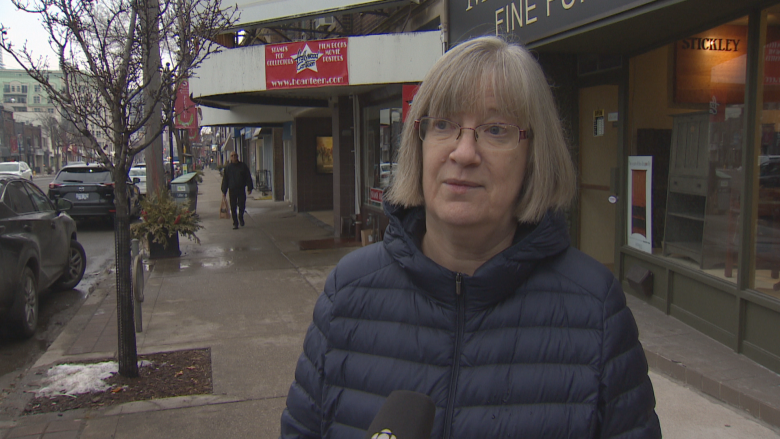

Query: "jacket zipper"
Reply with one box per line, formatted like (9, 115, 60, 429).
(444, 273, 465, 439)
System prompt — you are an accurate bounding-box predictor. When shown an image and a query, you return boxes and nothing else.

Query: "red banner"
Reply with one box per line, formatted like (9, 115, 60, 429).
(402, 84, 420, 123)
(174, 81, 199, 130)
(10, 138, 17, 154)
(266, 38, 349, 90)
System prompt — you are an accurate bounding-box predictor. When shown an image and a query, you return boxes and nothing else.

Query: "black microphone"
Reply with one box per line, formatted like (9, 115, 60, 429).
(364, 390, 436, 439)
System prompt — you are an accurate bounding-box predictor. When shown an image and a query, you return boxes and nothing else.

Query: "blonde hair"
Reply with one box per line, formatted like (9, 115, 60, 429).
(385, 36, 576, 223)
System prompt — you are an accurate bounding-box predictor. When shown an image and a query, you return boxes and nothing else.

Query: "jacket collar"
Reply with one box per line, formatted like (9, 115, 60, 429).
(382, 202, 570, 308)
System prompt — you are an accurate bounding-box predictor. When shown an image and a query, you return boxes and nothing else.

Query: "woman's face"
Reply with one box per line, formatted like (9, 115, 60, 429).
(422, 96, 529, 232)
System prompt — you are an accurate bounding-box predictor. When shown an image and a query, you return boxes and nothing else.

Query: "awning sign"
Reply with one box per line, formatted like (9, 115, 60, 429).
(266, 38, 349, 90)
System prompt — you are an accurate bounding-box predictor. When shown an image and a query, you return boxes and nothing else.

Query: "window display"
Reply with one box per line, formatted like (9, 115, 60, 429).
(363, 101, 402, 206)
(753, 5, 780, 296)
(629, 16, 749, 285)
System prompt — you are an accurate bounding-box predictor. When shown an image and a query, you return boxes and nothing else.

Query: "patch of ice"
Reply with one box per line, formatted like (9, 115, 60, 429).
(36, 362, 117, 397)
(35, 360, 155, 397)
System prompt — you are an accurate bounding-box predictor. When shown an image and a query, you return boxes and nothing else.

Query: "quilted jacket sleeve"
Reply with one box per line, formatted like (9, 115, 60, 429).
(280, 272, 336, 439)
(599, 278, 662, 439)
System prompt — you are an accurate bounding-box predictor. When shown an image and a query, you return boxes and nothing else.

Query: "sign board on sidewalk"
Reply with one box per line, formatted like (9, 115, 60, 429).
(369, 187, 383, 205)
(627, 156, 652, 254)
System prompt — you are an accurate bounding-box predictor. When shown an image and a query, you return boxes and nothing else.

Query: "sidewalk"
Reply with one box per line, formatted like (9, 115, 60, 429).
(0, 169, 779, 438)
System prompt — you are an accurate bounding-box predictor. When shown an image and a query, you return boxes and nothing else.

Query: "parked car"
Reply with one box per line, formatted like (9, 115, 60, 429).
(47, 162, 141, 222)
(379, 162, 397, 188)
(0, 174, 86, 337)
(0, 161, 33, 181)
(129, 166, 147, 196)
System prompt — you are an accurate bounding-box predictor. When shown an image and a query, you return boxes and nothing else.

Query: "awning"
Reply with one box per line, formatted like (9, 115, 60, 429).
(192, 31, 442, 126)
(227, 0, 419, 31)
(221, 137, 234, 153)
(526, 0, 767, 55)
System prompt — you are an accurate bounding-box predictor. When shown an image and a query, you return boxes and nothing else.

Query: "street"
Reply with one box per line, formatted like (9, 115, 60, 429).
(0, 174, 117, 399)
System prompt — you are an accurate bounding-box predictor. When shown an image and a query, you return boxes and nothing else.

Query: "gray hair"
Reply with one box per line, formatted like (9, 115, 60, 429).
(385, 36, 576, 223)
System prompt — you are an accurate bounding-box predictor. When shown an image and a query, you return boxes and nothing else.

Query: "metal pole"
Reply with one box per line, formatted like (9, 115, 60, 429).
(168, 65, 176, 182)
(169, 126, 175, 180)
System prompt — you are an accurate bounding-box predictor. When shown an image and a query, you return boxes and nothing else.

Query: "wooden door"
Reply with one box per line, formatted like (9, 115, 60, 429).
(579, 85, 619, 270)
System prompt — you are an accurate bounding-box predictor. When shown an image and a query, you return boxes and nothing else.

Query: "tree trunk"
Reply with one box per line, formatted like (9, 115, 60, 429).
(113, 175, 138, 377)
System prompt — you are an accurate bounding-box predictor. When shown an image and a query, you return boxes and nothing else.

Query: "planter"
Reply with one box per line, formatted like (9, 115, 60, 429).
(148, 231, 181, 259)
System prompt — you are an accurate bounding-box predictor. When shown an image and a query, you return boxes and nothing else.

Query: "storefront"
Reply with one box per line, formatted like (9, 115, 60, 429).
(449, 0, 780, 373)
(193, 27, 444, 234)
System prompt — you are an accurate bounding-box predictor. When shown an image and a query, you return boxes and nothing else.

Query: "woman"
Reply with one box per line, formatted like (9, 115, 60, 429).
(281, 36, 661, 439)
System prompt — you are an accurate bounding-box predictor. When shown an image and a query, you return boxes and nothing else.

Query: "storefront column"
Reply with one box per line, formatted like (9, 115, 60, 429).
(332, 95, 356, 238)
(272, 127, 285, 201)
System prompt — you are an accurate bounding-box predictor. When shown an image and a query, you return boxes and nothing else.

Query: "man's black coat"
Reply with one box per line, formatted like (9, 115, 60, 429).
(221, 161, 253, 195)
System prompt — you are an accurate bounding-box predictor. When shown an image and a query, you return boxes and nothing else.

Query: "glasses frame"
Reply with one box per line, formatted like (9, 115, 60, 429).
(414, 117, 532, 150)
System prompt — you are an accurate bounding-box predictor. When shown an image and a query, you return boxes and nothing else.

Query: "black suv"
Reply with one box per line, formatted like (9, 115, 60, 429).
(0, 173, 86, 337)
(48, 162, 141, 222)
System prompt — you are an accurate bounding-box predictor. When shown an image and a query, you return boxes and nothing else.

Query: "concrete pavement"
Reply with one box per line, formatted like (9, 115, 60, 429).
(1, 169, 779, 438)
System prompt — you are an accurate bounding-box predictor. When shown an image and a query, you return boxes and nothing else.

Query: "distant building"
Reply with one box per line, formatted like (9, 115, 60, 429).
(0, 70, 69, 171)
(0, 69, 63, 116)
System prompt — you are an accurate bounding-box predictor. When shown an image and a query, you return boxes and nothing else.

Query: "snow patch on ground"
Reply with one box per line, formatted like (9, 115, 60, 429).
(35, 360, 154, 397)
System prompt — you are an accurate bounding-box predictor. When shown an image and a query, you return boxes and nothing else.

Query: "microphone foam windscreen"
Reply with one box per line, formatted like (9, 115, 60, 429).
(364, 390, 436, 439)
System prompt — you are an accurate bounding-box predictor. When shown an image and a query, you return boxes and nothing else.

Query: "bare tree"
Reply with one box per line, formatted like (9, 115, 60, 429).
(1, 0, 235, 377)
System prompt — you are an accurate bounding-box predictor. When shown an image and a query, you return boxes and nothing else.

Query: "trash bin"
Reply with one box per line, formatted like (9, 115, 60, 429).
(170, 172, 199, 213)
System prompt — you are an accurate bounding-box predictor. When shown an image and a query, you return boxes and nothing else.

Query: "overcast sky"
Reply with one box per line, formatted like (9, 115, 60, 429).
(0, 2, 57, 70)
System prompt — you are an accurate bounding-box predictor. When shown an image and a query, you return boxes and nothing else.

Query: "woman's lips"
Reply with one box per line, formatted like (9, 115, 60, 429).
(444, 179, 480, 194)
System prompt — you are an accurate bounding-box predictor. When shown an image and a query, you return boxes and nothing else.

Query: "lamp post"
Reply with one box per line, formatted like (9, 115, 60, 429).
(166, 63, 175, 185)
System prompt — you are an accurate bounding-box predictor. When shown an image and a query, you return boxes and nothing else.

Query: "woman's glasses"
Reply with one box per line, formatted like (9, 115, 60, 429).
(415, 117, 531, 151)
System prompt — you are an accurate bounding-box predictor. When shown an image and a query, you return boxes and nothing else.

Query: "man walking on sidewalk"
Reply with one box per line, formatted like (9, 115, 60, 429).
(221, 152, 253, 229)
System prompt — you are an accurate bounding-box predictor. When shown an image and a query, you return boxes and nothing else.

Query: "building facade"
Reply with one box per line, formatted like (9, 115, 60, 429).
(446, 0, 780, 375)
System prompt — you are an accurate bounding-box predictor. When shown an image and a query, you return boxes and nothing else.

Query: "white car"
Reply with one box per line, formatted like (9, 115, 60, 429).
(379, 162, 397, 188)
(0, 162, 33, 181)
(129, 166, 147, 196)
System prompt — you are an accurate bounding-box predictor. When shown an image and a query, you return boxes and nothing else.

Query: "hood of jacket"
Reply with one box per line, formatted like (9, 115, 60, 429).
(382, 202, 571, 309)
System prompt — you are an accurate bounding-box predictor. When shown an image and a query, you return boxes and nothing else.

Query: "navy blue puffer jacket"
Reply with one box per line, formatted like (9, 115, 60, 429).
(281, 203, 661, 439)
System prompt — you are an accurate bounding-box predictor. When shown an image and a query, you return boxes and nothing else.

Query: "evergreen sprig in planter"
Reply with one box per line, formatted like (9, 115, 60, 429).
(131, 190, 202, 259)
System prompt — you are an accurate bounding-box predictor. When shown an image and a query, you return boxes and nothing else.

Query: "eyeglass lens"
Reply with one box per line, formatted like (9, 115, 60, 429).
(418, 118, 522, 150)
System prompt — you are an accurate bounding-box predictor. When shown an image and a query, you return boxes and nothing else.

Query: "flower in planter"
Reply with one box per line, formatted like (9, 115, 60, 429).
(130, 190, 202, 249)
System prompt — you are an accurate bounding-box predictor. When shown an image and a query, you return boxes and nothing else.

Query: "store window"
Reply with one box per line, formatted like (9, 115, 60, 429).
(628, 16, 749, 283)
(363, 100, 402, 207)
(754, 5, 780, 296)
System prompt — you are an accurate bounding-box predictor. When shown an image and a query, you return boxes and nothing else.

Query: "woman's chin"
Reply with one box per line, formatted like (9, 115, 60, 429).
(430, 207, 492, 229)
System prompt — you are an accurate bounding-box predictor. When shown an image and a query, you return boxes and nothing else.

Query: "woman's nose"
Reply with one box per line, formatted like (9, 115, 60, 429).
(449, 127, 481, 165)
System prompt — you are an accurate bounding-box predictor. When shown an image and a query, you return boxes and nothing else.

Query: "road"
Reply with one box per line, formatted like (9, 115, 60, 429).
(0, 174, 118, 400)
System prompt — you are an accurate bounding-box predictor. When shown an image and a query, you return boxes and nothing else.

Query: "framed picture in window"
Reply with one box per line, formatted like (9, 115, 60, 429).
(316, 136, 333, 174)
